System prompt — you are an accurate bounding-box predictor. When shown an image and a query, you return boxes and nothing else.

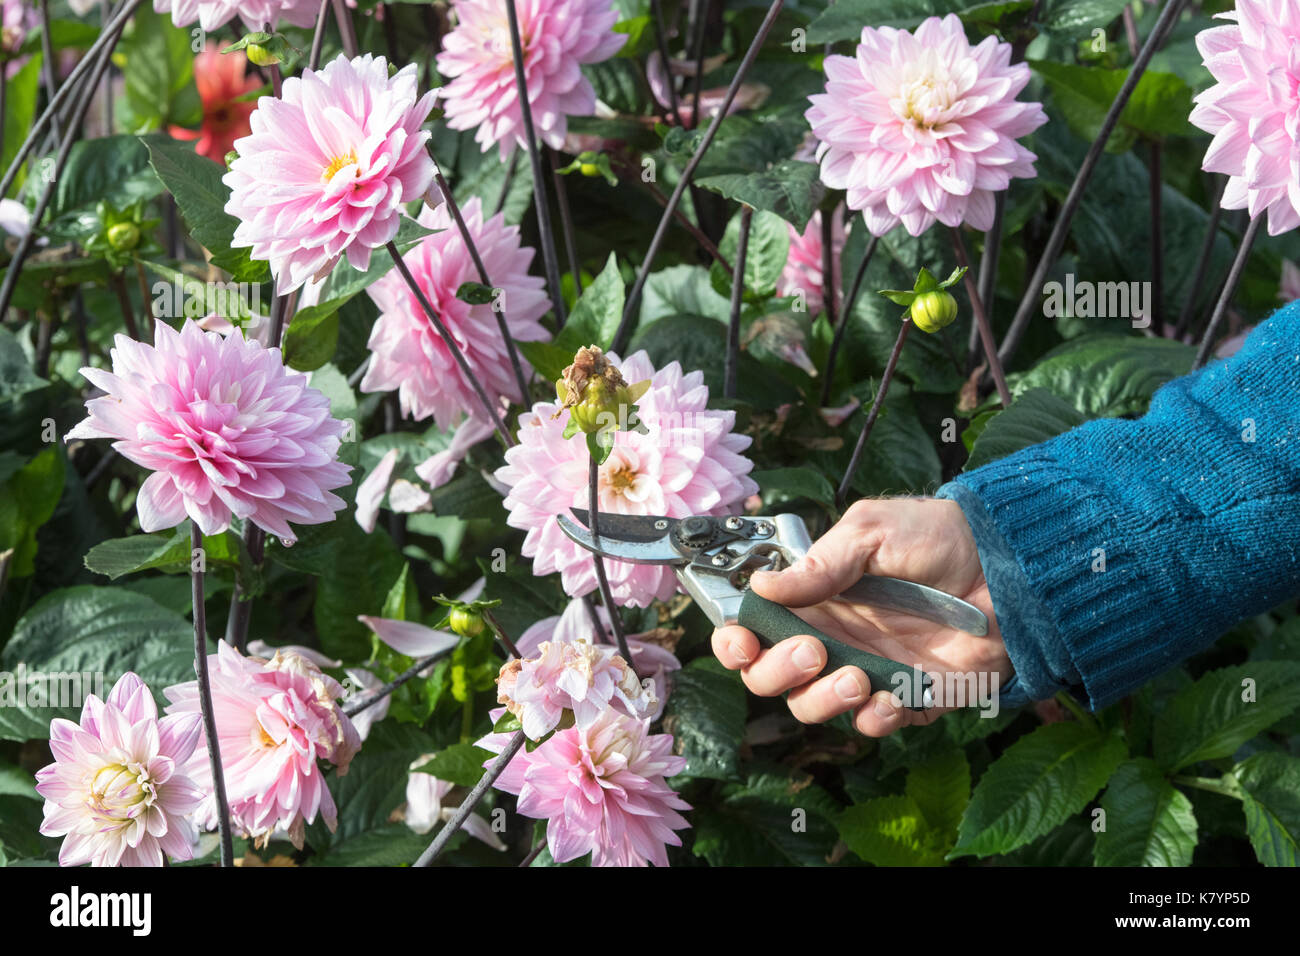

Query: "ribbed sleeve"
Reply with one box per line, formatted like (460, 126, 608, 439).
(937, 303, 1300, 709)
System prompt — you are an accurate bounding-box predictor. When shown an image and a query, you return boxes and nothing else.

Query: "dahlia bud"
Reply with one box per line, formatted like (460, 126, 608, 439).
(106, 221, 140, 252)
(449, 606, 486, 638)
(909, 289, 958, 333)
(579, 161, 601, 178)
(245, 43, 281, 67)
(553, 346, 649, 437)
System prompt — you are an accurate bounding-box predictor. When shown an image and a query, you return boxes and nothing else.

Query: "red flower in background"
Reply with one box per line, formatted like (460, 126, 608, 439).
(169, 44, 260, 163)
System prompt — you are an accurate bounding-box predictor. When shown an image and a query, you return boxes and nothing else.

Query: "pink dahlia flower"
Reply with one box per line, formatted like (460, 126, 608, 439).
(360, 196, 550, 427)
(806, 14, 1047, 237)
(778, 209, 844, 318)
(35, 673, 204, 867)
(153, 0, 319, 32)
(496, 636, 655, 740)
(164, 643, 362, 849)
(1190, 1, 1300, 235)
(479, 707, 689, 866)
(495, 350, 759, 606)
(224, 54, 436, 294)
(436, 0, 627, 158)
(517, 597, 681, 718)
(65, 320, 350, 545)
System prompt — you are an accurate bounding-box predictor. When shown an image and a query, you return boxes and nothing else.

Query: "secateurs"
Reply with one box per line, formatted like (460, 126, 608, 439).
(556, 509, 990, 711)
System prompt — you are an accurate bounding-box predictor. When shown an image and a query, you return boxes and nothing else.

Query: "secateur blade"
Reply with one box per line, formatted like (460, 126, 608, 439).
(556, 510, 683, 564)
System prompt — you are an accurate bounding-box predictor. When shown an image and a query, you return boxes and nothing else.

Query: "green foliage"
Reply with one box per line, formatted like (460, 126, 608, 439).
(660, 658, 748, 781)
(1094, 759, 1197, 866)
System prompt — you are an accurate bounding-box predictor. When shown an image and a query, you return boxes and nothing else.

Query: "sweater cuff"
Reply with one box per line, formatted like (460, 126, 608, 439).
(936, 481, 1077, 708)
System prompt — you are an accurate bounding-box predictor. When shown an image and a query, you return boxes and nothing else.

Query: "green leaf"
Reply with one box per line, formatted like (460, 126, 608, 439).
(698, 161, 825, 232)
(492, 711, 523, 734)
(310, 216, 436, 303)
(950, 722, 1126, 858)
(0, 326, 48, 404)
(282, 305, 340, 372)
(964, 388, 1087, 470)
(414, 744, 493, 788)
(1040, 0, 1129, 34)
(660, 657, 747, 781)
(0, 447, 65, 579)
(1029, 61, 1196, 147)
(330, 721, 434, 841)
(906, 748, 970, 839)
(119, 6, 201, 132)
(710, 209, 790, 301)
(83, 526, 241, 580)
(52, 134, 164, 221)
(1153, 662, 1300, 773)
(692, 771, 841, 866)
(455, 281, 496, 305)
(752, 467, 836, 513)
(553, 252, 625, 355)
(840, 795, 950, 866)
(516, 340, 575, 384)
(807, 0, 967, 44)
(1, 57, 41, 199)
(143, 136, 269, 283)
(1010, 335, 1194, 419)
(0, 759, 38, 801)
(1094, 758, 1197, 866)
(0, 586, 202, 741)
(305, 823, 428, 867)
(1233, 752, 1300, 867)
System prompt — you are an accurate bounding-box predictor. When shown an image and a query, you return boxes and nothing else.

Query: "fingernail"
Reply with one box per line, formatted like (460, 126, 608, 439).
(730, 641, 752, 665)
(835, 673, 863, 703)
(792, 642, 820, 671)
(874, 694, 902, 720)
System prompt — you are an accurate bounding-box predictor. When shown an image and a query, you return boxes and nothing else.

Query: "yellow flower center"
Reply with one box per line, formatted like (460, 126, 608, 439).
(322, 150, 358, 182)
(87, 760, 155, 824)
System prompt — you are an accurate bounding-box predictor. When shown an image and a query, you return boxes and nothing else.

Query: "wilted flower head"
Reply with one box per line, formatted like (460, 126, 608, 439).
(360, 196, 550, 427)
(806, 13, 1046, 236)
(65, 320, 350, 545)
(35, 673, 204, 867)
(495, 350, 759, 606)
(224, 53, 435, 293)
(437, 0, 626, 158)
(153, 0, 319, 33)
(479, 707, 689, 866)
(169, 42, 260, 165)
(517, 597, 681, 718)
(165, 643, 362, 849)
(1190, 0, 1300, 235)
(496, 636, 655, 739)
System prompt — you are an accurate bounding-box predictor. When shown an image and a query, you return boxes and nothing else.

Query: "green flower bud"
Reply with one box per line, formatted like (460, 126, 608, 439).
(225, 151, 239, 169)
(909, 289, 958, 333)
(246, 43, 281, 67)
(106, 221, 141, 252)
(449, 607, 485, 639)
(553, 345, 650, 437)
(579, 162, 601, 178)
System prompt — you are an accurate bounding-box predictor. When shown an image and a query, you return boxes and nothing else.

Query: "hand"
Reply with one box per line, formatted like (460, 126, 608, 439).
(711, 498, 1011, 737)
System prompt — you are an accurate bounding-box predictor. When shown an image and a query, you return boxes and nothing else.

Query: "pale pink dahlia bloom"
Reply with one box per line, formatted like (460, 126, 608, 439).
(806, 14, 1047, 237)
(35, 673, 204, 868)
(497, 636, 655, 740)
(778, 209, 845, 317)
(1190, 1, 1300, 235)
(479, 707, 689, 866)
(153, 0, 319, 33)
(224, 54, 436, 294)
(437, 0, 627, 158)
(360, 197, 549, 427)
(495, 350, 759, 607)
(404, 758, 506, 848)
(65, 320, 350, 545)
(517, 597, 681, 718)
(164, 643, 362, 849)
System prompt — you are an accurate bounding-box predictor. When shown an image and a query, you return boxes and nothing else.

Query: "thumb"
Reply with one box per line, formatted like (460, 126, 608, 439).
(750, 503, 887, 608)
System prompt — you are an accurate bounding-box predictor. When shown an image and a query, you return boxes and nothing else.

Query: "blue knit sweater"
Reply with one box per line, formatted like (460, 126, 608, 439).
(936, 303, 1300, 711)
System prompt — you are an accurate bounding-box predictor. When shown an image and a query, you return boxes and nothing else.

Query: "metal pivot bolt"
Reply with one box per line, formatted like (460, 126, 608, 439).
(675, 516, 716, 550)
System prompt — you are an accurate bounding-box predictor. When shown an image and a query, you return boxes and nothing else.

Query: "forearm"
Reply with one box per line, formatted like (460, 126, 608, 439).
(938, 304, 1300, 709)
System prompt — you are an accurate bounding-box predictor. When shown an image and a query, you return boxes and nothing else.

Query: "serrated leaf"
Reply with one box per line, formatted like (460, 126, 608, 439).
(711, 209, 790, 302)
(305, 823, 429, 867)
(950, 722, 1126, 859)
(906, 748, 970, 839)
(1029, 61, 1196, 148)
(697, 160, 825, 232)
(752, 467, 836, 513)
(0, 446, 64, 578)
(553, 252, 624, 355)
(840, 795, 949, 866)
(660, 657, 747, 780)
(1153, 662, 1300, 773)
(455, 281, 496, 305)
(1094, 758, 1196, 866)
(693, 771, 840, 866)
(1234, 752, 1300, 866)
(330, 721, 434, 842)
(1010, 335, 1194, 419)
(83, 526, 240, 580)
(0, 327, 48, 404)
(964, 388, 1088, 470)
(1041, 0, 1129, 34)
(282, 304, 340, 371)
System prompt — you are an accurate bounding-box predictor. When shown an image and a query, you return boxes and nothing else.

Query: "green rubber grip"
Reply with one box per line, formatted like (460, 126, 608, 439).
(737, 590, 932, 711)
